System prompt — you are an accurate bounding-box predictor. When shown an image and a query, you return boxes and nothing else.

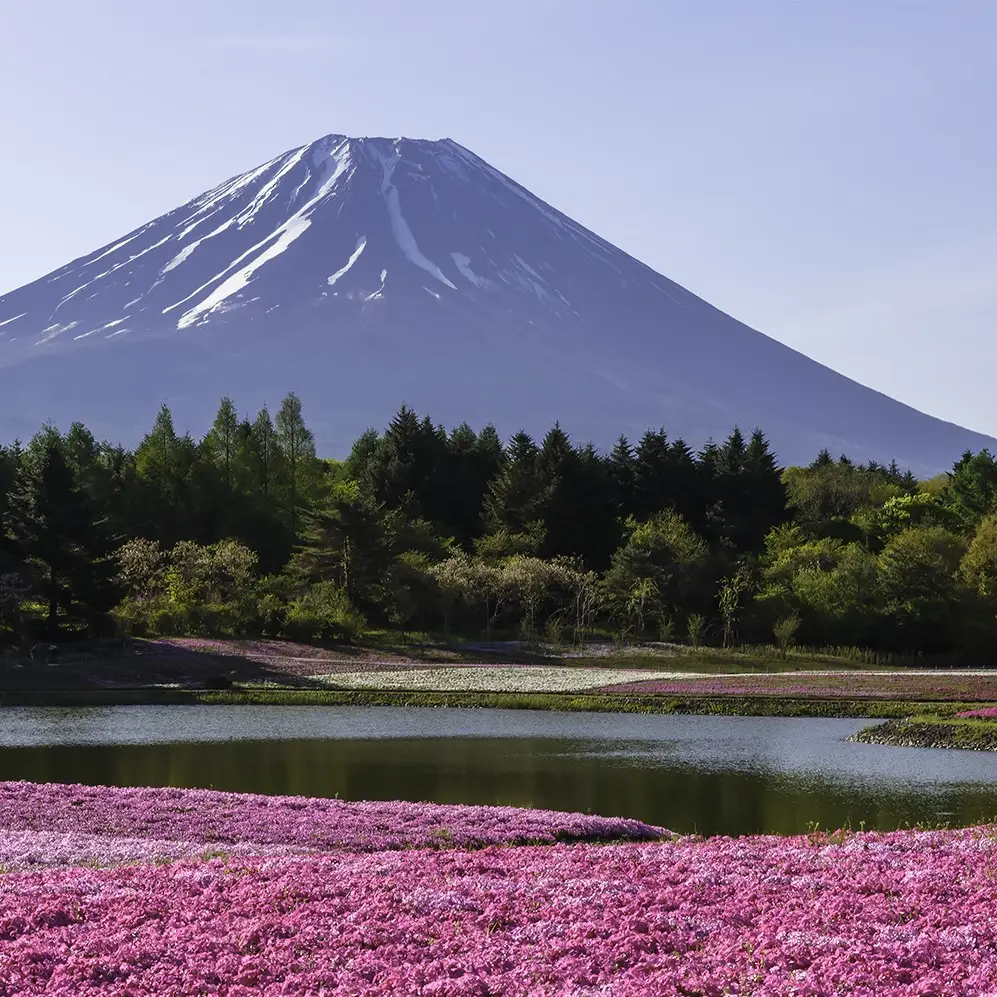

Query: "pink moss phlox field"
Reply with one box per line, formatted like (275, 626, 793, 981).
(150, 638, 545, 676)
(955, 706, 997, 719)
(0, 828, 308, 871)
(599, 671, 997, 701)
(0, 782, 666, 867)
(4, 829, 997, 995)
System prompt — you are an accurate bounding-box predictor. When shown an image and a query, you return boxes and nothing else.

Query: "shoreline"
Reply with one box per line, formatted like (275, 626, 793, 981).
(851, 716, 997, 751)
(0, 684, 984, 720)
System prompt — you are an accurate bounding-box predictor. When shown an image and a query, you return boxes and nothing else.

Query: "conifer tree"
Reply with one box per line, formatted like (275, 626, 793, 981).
(440, 423, 502, 548)
(10, 442, 120, 634)
(204, 396, 240, 492)
(632, 429, 672, 521)
(291, 482, 394, 611)
(608, 435, 635, 517)
(250, 406, 279, 501)
(737, 429, 787, 551)
(275, 392, 317, 535)
(484, 431, 544, 536)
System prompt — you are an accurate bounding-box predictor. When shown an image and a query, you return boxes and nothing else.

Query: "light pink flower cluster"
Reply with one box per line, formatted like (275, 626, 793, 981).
(599, 671, 997, 701)
(955, 706, 997, 719)
(3, 828, 997, 994)
(0, 782, 666, 869)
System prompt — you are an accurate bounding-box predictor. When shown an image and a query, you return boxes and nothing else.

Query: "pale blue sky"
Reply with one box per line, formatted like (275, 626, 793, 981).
(3, 1, 996, 434)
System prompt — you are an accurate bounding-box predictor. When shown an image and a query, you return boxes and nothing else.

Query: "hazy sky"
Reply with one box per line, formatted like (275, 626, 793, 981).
(3, 1, 995, 434)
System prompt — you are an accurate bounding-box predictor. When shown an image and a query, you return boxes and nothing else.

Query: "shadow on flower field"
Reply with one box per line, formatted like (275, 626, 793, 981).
(0, 637, 551, 693)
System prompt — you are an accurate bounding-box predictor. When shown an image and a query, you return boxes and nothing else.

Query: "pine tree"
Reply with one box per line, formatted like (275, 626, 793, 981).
(606, 436, 633, 513)
(484, 431, 544, 536)
(275, 392, 317, 535)
(667, 438, 699, 526)
(204, 396, 240, 491)
(0, 445, 21, 574)
(291, 483, 394, 611)
(696, 438, 726, 544)
(738, 429, 787, 551)
(632, 429, 672, 520)
(10, 443, 120, 635)
(249, 406, 279, 501)
(440, 423, 500, 549)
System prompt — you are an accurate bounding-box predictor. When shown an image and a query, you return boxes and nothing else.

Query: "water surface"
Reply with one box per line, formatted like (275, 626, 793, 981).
(1, 706, 995, 835)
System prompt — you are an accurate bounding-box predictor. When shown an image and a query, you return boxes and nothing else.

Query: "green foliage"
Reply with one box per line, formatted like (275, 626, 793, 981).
(686, 612, 706, 647)
(9, 440, 120, 636)
(718, 564, 753, 649)
(772, 613, 801, 656)
(858, 491, 957, 550)
(284, 581, 366, 642)
(783, 458, 903, 535)
(603, 510, 710, 630)
(961, 513, 997, 600)
(114, 538, 259, 637)
(944, 449, 997, 531)
(5, 396, 997, 660)
(876, 526, 965, 648)
(757, 529, 880, 644)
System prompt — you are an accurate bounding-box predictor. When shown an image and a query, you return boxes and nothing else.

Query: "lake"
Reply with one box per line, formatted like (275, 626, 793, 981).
(1, 706, 996, 836)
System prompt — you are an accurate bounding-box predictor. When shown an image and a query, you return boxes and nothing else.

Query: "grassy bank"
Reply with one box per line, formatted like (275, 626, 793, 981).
(851, 715, 997, 751)
(0, 684, 984, 719)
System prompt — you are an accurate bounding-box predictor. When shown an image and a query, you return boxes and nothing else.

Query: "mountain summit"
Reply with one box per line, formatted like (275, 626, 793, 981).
(0, 133, 991, 474)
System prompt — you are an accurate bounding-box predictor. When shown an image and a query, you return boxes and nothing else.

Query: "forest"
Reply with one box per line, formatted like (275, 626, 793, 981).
(3, 392, 997, 659)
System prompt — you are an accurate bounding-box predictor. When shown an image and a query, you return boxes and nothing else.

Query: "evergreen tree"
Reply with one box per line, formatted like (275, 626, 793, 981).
(440, 423, 503, 548)
(696, 438, 725, 542)
(632, 429, 672, 521)
(361, 406, 450, 524)
(667, 438, 700, 526)
(739, 429, 788, 550)
(944, 450, 997, 531)
(275, 392, 317, 535)
(484, 431, 544, 537)
(204, 396, 240, 491)
(9, 442, 120, 635)
(291, 482, 395, 613)
(608, 435, 635, 517)
(249, 406, 280, 501)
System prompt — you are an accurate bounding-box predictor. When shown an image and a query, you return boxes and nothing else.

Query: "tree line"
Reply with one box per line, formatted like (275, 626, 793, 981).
(3, 393, 997, 658)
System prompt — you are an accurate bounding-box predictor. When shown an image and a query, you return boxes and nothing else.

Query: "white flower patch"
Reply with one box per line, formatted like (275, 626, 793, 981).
(317, 667, 692, 694)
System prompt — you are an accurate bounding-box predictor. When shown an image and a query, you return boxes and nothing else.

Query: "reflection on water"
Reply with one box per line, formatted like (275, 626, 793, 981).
(1, 706, 997, 836)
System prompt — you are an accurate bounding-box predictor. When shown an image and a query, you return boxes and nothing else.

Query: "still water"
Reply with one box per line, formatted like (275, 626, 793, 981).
(1, 706, 996, 836)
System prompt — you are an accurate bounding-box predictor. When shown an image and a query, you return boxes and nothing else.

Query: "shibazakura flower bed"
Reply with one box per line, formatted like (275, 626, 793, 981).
(956, 706, 997, 719)
(598, 670, 997, 702)
(0, 782, 664, 867)
(3, 785, 997, 994)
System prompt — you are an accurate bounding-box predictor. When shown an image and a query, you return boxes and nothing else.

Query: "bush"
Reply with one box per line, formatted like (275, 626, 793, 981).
(284, 582, 366, 642)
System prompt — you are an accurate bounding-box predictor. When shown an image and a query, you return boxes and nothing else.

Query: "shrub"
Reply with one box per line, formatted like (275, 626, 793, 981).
(284, 582, 366, 642)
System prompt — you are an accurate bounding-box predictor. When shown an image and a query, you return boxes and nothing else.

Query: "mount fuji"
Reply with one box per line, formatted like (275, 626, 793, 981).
(0, 133, 991, 475)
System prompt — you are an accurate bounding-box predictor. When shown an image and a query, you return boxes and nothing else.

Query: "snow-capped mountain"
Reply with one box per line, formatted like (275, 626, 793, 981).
(0, 134, 991, 475)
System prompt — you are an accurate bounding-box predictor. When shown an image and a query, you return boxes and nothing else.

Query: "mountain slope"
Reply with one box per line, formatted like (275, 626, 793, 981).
(0, 134, 990, 475)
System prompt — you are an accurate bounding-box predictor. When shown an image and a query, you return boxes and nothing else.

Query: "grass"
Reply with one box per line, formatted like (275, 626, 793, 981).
(852, 713, 997, 751)
(0, 684, 986, 719)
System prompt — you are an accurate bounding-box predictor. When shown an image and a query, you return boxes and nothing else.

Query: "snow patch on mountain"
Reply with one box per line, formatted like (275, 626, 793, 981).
(328, 237, 367, 286)
(451, 252, 489, 289)
(365, 269, 388, 301)
(371, 144, 457, 291)
(172, 139, 353, 328)
(163, 217, 236, 274)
